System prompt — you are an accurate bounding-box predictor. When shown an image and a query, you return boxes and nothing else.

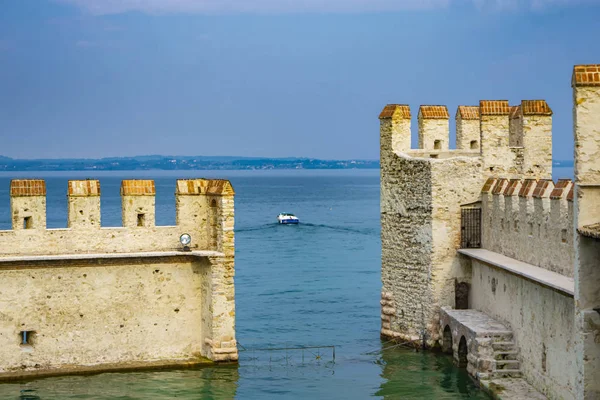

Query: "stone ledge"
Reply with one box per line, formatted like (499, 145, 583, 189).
(0, 356, 219, 383)
(458, 249, 573, 297)
(0, 250, 225, 264)
(481, 378, 547, 399)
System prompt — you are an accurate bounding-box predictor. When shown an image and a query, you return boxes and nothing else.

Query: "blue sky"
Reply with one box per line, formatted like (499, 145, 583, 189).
(0, 0, 599, 160)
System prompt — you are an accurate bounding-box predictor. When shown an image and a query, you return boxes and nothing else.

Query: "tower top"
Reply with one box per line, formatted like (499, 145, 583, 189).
(521, 100, 553, 116)
(479, 100, 510, 116)
(10, 179, 46, 197)
(572, 64, 600, 87)
(379, 104, 411, 119)
(456, 106, 479, 120)
(418, 105, 449, 119)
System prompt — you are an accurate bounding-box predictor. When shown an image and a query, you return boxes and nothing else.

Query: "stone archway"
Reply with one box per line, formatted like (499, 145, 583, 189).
(442, 325, 453, 354)
(457, 336, 468, 368)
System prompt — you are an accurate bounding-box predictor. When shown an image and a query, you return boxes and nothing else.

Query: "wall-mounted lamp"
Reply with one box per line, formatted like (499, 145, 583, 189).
(180, 233, 192, 252)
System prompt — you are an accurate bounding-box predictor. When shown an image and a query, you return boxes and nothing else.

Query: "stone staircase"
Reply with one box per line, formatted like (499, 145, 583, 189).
(489, 338, 522, 379)
(441, 308, 547, 399)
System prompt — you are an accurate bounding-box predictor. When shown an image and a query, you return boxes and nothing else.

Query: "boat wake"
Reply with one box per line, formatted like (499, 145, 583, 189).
(236, 222, 376, 236)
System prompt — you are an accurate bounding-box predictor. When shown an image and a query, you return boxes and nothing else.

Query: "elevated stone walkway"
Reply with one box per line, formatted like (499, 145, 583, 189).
(440, 308, 547, 399)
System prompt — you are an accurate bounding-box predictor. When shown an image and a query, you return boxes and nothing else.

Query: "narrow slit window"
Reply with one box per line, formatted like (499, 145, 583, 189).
(434, 140, 441, 150)
(470, 140, 478, 149)
(137, 213, 145, 227)
(20, 331, 34, 346)
(23, 216, 32, 229)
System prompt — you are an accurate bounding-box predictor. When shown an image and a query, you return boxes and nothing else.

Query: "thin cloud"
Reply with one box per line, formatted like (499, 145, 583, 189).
(55, 0, 596, 14)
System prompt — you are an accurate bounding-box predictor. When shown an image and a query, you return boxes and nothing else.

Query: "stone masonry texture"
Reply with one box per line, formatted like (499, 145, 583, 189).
(0, 178, 238, 380)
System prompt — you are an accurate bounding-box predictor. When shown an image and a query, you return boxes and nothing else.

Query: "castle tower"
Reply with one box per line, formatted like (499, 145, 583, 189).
(455, 106, 480, 150)
(418, 105, 449, 151)
(121, 180, 156, 228)
(67, 180, 101, 228)
(379, 104, 411, 159)
(176, 179, 211, 250)
(479, 100, 511, 175)
(379, 103, 483, 347)
(520, 100, 553, 178)
(572, 64, 600, 400)
(10, 179, 46, 230)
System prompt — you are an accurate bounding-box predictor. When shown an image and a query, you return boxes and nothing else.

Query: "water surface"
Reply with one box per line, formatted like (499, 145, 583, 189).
(0, 170, 489, 399)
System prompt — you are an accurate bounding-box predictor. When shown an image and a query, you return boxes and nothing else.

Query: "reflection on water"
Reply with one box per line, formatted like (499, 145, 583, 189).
(376, 346, 489, 400)
(0, 366, 240, 400)
(0, 170, 490, 399)
(0, 346, 492, 400)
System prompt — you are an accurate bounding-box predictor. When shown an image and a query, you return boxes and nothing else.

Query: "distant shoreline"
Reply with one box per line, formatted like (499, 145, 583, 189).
(0, 155, 379, 171)
(0, 155, 573, 171)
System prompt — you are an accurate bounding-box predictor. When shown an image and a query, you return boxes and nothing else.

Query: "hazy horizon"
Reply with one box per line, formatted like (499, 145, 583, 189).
(1, 1, 599, 160)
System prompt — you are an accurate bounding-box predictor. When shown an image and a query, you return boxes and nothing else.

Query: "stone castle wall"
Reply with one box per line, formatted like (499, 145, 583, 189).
(0, 178, 237, 380)
(471, 260, 576, 399)
(481, 177, 575, 276)
(380, 104, 485, 345)
(380, 100, 555, 345)
(381, 64, 600, 400)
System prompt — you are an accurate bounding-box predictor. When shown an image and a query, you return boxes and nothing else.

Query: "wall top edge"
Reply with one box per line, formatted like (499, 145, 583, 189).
(0, 250, 225, 265)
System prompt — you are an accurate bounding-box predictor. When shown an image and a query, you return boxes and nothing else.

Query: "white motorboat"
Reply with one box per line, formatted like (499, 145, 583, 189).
(277, 213, 299, 224)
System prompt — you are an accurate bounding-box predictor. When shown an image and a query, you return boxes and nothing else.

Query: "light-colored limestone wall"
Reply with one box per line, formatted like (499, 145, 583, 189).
(572, 65, 600, 400)
(380, 151, 434, 343)
(0, 256, 216, 376)
(481, 178, 574, 276)
(11, 196, 46, 230)
(480, 101, 518, 176)
(67, 180, 101, 229)
(470, 259, 576, 400)
(0, 178, 238, 378)
(379, 105, 411, 156)
(203, 193, 236, 361)
(0, 179, 235, 256)
(380, 104, 484, 345)
(456, 117, 480, 150)
(67, 197, 100, 228)
(522, 114, 553, 179)
(418, 118, 449, 151)
(0, 226, 206, 255)
(429, 157, 483, 339)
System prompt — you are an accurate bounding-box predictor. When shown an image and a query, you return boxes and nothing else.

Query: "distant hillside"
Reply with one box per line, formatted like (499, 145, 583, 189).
(0, 155, 573, 172)
(0, 155, 379, 171)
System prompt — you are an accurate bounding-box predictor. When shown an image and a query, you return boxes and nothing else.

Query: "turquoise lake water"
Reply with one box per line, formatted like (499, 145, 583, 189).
(0, 168, 562, 399)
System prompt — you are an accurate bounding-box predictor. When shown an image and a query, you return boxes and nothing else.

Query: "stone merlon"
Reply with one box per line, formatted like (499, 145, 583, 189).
(10, 179, 46, 196)
(455, 106, 480, 120)
(379, 104, 411, 119)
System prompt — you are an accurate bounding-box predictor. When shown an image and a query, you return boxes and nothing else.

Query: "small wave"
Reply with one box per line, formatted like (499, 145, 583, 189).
(236, 221, 377, 236)
(300, 223, 377, 236)
(236, 223, 280, 232)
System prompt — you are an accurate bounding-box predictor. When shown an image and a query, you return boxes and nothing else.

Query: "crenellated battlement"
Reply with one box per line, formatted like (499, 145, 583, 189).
(0, 177, 237, 375)
(381, 64, 600, 399)
(480, 177, 574, 276)
(379, 100, 553, 179)
(0, 178, 235, 257)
